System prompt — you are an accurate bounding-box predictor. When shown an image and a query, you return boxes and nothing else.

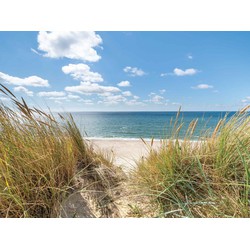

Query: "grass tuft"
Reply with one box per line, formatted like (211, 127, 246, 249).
(133, 108, 250, 217)
(0, 85, 123, 217)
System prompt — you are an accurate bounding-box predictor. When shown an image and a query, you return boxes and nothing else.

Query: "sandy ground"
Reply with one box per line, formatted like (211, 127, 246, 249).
(88, 139, 162, 172)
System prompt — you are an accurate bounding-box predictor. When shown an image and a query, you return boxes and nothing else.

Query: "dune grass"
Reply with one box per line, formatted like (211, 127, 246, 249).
(0, 84, 123, 218)
(2, 82, 250, 218)
(133, 107, 250, 217)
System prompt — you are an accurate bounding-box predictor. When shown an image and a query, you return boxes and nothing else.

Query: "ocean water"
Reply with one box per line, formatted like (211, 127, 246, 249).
(65, 111, 236, 140)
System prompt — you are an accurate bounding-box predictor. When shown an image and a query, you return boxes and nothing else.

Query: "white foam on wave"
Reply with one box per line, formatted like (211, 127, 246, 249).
(85, 136, 201, 142)
(85, 137, 162, 142)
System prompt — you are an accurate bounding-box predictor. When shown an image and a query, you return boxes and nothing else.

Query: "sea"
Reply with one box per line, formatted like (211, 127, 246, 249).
(63, 111, 236, 140)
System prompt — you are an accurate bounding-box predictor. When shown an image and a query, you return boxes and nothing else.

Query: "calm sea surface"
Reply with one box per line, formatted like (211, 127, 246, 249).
(63, 111, 236, 140)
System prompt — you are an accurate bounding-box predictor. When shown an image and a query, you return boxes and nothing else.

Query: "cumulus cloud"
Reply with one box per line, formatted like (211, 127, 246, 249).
(117, 81, 131, 87)
(62, 63, 103, 82)
(14, 86, 33, 96)
(123, 66, 145, 76)
(173, 68, 198, 76)
(0, 72, 49, 87)
(192, 84, 214, 89)
(148, 93, 164, 104)
(98, 94, 127, 105)
(65, 81, 121, 95)
(98, 92, 112, 97)
(151, 95, 164, 103)
(122, 91, 132, 97)
(37, 31, 102, 62)
(187, 54, 193, 60)
(37, 91, 66, 97)
(159, 89, 166, 94)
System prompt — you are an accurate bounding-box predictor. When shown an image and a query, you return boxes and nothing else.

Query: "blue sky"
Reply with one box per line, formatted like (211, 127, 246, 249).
(0, 31, 250, 111)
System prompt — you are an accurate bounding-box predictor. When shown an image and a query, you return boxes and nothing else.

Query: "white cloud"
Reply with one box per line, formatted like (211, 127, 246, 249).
(241, 96, 250, 103)
(14, 86, 33, 96)
(38, 91, 66, 97)
(122, 91, 132, 97)
(48, 97, 68, 100)
(159, 89, 166, 94)
(78, 99, 94, 105)
(105, 95, 126, 103)
(160, 73, 168, 77)
(0, 96, 10, 102)
(98, 92, 112, 97)
(62, 63, 103, 82)
(54, 100, 62, 104)
(37, 31, 102, 62)
(151, 95, 164, 103)
(98, 94, 127, 105)
(67, 94, 80, 99)
(124, 66, 145, 76)
(133, 95, 140, 100)
(192, 84, 214, 89)
(187, 54, 193, 60)
(126, 99, 145, 106)
(173, 68, 198, 76)
(148, 93, 164, 104)
(65, 81, 121, 95)
(117, 80, 131, 87)
(0, 72, 49, 87)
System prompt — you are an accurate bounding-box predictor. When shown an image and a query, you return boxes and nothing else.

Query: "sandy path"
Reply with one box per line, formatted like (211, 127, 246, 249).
(88, 139, 162, 172)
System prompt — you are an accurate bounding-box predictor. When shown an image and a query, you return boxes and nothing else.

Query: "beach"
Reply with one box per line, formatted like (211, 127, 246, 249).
(88, 139, 162, 171)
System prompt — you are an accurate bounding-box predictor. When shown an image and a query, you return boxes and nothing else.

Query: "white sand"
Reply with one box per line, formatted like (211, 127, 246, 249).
(88, 139, 162, 171)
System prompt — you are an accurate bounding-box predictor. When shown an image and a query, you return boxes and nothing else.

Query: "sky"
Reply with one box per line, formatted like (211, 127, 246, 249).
(0, 31, 250, 111)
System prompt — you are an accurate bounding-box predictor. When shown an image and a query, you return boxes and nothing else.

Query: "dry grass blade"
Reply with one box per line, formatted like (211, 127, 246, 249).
(240, 105, 250, 114)
(58, 113, 65, 120)
(212, 119, 223, 138)
(190, 119, 198, 136)
(151, 137, 154, 147)
(0, 83, 16, 98)
(140, 137, 147, 145)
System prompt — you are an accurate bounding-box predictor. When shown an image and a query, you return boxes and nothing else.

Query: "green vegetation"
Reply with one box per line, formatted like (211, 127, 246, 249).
(133, 107, 250, 217)
(0, 85, 122, 218)
(2, 83, 250, 218)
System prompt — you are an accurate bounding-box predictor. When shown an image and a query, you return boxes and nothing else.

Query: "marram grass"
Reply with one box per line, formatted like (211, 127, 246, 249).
(0, 84, 94, 217)
(2, 82, 250, 218)
(133, 108, 250, 217)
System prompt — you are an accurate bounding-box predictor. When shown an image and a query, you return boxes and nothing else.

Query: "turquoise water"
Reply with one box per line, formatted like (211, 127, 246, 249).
(65, 111, 236, 140)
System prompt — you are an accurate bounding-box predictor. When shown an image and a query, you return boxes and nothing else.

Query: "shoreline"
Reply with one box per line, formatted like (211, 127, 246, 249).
(87, 137, 202, 171)
(85, 137, 200, 142)
(88, 138, 162, 171)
